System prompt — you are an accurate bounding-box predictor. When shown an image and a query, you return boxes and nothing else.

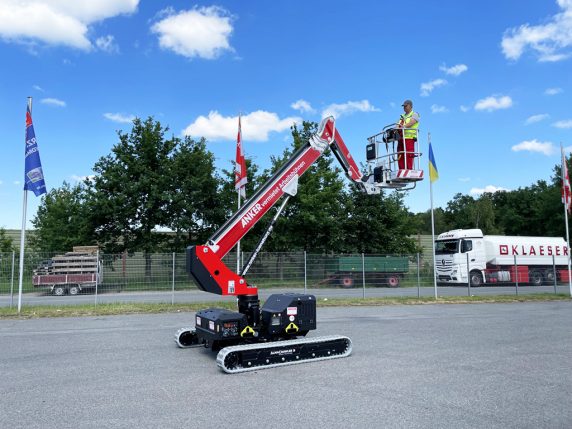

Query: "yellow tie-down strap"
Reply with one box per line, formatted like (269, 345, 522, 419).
(240, 326, 255, 337)
(285, 322, 299, 334)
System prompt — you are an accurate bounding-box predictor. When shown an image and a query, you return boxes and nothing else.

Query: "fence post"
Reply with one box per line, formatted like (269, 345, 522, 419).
(514, 255, 519, 296)
(172, 252, 175, 305)
(362, 253, 366, 299)
(95, 250, 99, 307)
(417, 253, 420, 298)
(552, 255, 557, 295)
(10, 251, 15, 309)
(467, 253, 471, 297)
(304, 251, 307, 294)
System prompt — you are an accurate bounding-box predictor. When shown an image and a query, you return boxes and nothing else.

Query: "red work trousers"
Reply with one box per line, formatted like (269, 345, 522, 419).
(397, 138, 416, 170)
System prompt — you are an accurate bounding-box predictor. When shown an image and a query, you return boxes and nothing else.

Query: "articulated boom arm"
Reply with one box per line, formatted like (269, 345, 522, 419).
(187, 117, 375, 297)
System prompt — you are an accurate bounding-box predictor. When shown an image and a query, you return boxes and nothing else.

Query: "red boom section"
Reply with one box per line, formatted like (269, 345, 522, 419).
(322, 119, 363, 184)
(188, 117, 364, 296)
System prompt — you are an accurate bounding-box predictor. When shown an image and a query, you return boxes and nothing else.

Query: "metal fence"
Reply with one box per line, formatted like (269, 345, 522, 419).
(0, 251, 570, 308)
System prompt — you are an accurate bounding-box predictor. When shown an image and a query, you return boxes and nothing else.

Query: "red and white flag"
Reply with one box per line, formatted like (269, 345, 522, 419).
(562, 146, 571, 214)
(235, 115, 247, 198)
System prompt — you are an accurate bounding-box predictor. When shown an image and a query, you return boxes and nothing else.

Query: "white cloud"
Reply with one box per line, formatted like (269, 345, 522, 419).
(525, 113, 549, 125)
(511, 139, 555, 155)
(439, 63, 468, 76)
(460, 105, 470, 112)
(70, 174, 94, 182)
(151, 6, 233, 59)
(431, 104, 448, 113)
(545, 87, 563, 95)
(290, 99, 315, 114)
(458, 177, 471, 182)
(474, 95, 513, 112)
(0, 0, 139, 50)
(470, 185, 510, 196)
(95, 35, 119, 53)
(183, 110, 302, 142)
(33, 85, 44, 92)
(420, 79, 447, 96)
(41, 97, 66, 107)
(501, 0, 572, 62)
(553, 119, 572, 128)
(103, 112, 135, 123)
(321, 100, 379, 119)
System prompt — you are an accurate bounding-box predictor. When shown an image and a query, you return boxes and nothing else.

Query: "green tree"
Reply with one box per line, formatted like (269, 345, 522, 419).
(0, 228, 14, 252)
(166, 136, 226, 250)
(342, 187, 418, 254)
(87, 118, 176, 278)
(263, 121, 348, 252)
(30, 182, 94, 252)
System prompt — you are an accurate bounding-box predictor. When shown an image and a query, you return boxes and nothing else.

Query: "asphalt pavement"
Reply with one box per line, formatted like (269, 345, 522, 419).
(1, 301, 571, 428)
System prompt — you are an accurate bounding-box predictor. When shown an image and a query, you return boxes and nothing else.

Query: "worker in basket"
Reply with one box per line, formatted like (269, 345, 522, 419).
(395, 99, 420, 170)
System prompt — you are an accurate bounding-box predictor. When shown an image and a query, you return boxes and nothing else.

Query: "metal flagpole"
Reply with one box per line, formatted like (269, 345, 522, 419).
(562, 144, 572, 296)
(237, 191, 241, 274)
(17, 97, 32, 313)
(236, 113, 243, 275)
(429, 133, 438, 299)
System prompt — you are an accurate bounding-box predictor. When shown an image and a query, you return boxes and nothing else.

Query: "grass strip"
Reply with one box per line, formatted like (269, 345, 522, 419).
(0, 293, 569, 319)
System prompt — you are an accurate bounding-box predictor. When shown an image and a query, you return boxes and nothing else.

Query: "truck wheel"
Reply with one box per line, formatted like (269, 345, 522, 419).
(53, 285, 66, 296)
(387, 275, 400, 288)
(469, 271, 483, 287)
(339, 276, 354, 288)
(529, 270, 543, 286)
(544, 270, 555, 284)
(69, 285, 80, 296)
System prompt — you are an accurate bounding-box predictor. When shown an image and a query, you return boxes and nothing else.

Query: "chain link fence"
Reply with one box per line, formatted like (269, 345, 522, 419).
(1, 251, 570, 308)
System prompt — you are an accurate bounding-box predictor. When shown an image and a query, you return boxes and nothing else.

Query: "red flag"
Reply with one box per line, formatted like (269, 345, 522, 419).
(235, 115, 247, 198)
(562, 147, 571, 214)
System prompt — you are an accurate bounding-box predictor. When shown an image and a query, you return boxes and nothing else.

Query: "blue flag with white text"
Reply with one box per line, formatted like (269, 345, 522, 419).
(24, 105, 46, 196)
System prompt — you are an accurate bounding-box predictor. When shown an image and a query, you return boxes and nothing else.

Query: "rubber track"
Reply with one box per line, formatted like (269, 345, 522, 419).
(216, 335, 352, 374)
(174, 327, 201, 348)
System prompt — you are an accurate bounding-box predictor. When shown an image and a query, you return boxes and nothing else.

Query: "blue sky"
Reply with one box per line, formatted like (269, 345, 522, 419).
(1, 0, 572, 229)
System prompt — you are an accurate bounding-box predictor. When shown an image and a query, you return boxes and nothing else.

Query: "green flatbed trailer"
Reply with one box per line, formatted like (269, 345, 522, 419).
(331, 255, 409, 288)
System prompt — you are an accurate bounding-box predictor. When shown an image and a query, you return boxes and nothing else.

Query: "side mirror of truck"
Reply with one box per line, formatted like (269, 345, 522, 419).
(461, 240, 473, 253)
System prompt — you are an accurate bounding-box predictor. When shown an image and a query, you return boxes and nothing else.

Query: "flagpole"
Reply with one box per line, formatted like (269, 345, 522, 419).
(429, 132, 438, 299)
(561, 144, 572, 297)
(236, 113, 242, 275)
(17, 97, 32, 313)
(237, 190, 241, 274)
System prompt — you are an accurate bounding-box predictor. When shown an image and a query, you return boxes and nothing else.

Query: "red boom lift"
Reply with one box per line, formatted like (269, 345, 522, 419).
(175, 117, 423, 373)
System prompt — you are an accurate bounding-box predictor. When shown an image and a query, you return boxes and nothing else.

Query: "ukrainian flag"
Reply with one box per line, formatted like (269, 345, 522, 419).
(429, 142, 439, 182)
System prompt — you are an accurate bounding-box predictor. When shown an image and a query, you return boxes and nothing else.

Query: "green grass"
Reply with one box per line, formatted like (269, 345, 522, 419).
(0, 293, 569, 319)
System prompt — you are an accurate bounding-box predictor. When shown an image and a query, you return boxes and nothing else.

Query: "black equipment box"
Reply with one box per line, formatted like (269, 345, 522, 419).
(261, 293, 316, 336)
(366, 143, 376, 161)
(195, 308, 247, 341)
(373, 166, 384, 183)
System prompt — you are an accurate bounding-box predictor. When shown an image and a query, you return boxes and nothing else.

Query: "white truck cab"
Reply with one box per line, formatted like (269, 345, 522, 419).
(435, 229, 486, 285)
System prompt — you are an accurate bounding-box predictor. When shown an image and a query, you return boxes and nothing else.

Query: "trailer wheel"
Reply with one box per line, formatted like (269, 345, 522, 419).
(544, 269, 555, 284)
(387, 275, 400, 288)
(53, 285, 66, 296)
(529, 270, 543, 286)
(339, 276, 354, 288)
(469, 271, 483, 287)
(69, 285, 80, 296)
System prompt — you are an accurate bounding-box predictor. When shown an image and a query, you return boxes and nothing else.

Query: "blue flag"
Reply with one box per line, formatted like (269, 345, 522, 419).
(24, 105, 46, 196)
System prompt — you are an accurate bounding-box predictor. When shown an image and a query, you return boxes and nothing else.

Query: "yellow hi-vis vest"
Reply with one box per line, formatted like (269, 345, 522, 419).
(400, 111, 420, 139)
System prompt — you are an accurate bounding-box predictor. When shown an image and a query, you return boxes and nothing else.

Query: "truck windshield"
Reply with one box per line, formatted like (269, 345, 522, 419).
(435, 240, 459, 255)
